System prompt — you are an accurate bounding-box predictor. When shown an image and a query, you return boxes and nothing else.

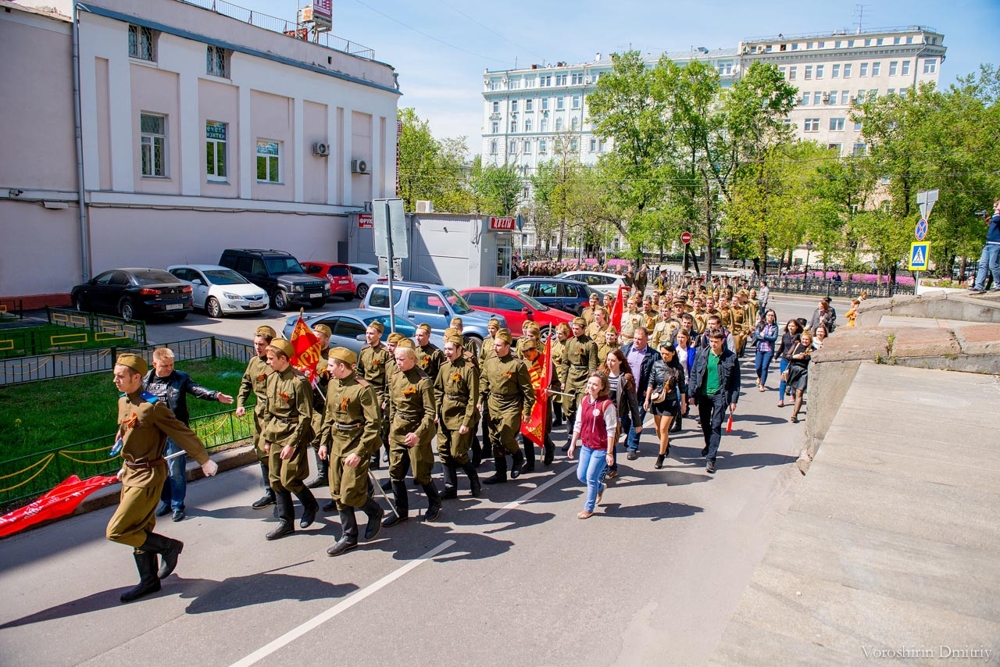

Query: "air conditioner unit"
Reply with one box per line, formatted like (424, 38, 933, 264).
(756, 45, 766, 53)
(351, 159, 369, 174)
(312, 142, 330, 157)
(415, 200, 434, 213)
(849, 95, 858, 103)
(584, 76, 592, 84)
(822, 93, 830, 102)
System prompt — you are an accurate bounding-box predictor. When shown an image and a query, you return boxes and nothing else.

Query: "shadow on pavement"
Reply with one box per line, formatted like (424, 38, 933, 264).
(719, 452, 797, 471)
(599, 500, 704, 521)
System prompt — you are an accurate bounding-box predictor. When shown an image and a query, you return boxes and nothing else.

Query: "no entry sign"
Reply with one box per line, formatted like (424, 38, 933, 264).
(681, 231, 692, 245)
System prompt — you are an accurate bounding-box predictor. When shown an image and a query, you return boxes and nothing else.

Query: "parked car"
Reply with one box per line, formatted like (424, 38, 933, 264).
(504, 277, 598, 316)
(300, 261, 357, 302)
(554, 270, 627, 295)
(282, 309, 444, 354)
(361, 281, 505, 356)
(459, 287, 574, 341)
(167, 264, 269, 317)
(71, 268, 193, 321)
(219, 249, 330, 310)
(347, 263, 380, 299)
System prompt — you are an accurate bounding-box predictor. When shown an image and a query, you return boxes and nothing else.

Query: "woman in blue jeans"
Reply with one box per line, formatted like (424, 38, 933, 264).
(752, 309, 779, 392)
(568, 372, 618, 519)
(775, 318, 802, 408)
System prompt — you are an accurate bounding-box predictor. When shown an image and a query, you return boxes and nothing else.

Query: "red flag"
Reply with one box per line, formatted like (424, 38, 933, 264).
(610, 284, 625, 333)
(726, 414, 733, 433)
(0, 475, 118, 538)
(520, 337, 551, 448)
(290, 315, 322, 384)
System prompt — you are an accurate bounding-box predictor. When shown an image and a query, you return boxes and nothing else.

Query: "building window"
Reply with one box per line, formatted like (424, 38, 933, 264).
(901, 60, 910, 75)
(804, 65, 813, 80)
(539, 139, 547, 153)
(571, 117, 579, 131)
(511, 100, 518, 112)
(860, 62, 868, 77)
(490, 140, 497, 155)
(572, 95, 580, 109)
(525, 118, 532, 132)
(816, 64, 825, 78)
(894, 36, 901, 45)
(526, 99, 533, 112)
(818, 41, 825, 48)
(887, 88, 896, 95)
(509, 78, 520, 89)
(128, 24, 156, 61)
(556, 74, 567, 86)
(555, 118, 563, 131)
(140, 113, 166, 177)
(788, 66, 797, 80)
(804, 118, 820, 132)
(843, 63, 852, 78)
(571, 73, 584, 85)
(856, 90, 865, 103)
(813, 91, 823, 105)
(570, 138, 578, 151)
(510, 120, 517, 133)
(540, 118, 548, 132)
(923, 58, 937, 74)
(832, 64, 840, 78)
(828, 90, 838, 105)
(491, 122, 499, 134)
(847, 39, 855, 47)
(540, 75, 551, 87)
(835, 40, 842, 48)
(872, 62, 881, 76)
(590, 138, 597, 152)
(492, 101, 499, 113)
(523, 140, 531, 154)
(525, 76, 536, 88)
(876, 38, 884, 46)
(829, 117, 845, 131)
(799, 92, 809, 106)
(256, 140, 281, 183)
(509, 140, 516, 153)
(778, 65, 786, 77)
(541, 97, 549, 111)
(206, 121, 227, 181)
(889, 61, 898, 76)
(852, 143, 866, 157)
(828, 143, 842, 153)
(556, 97, 564, 110)
(598, 139, 605, 152)
(206, 45, 227, 77)
(906, 36, 913, 44)
(869, 88, 878, 100)
(854, 121, 863, 131)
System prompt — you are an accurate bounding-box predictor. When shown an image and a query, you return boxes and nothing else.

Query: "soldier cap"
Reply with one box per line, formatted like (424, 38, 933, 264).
(116, 353, 148, 376)
(367, 320, 385, 334)
(443, 327, 459, 339)
(328, 347, 357, 366)
(396, 337, 416, 349)
(255, 325, 277, 339)
(416, 323, 432, 334)
(496, 329, 513, 344)
(445, 334, 464, 347)
(488, 318, 502, 328)
(313, 323, 332, 338)
(268, 338, 294, 358)
(450, 317, 463, 328)
(524, 321, 541, 335)
(572, 317, 586, 327)
(387, 332, 404, 343)
(519, 338, 538, 352)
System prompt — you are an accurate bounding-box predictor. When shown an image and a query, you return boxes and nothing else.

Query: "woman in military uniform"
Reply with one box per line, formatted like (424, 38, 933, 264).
(433, 334, 481, 498)
(235, 325, 277, 509)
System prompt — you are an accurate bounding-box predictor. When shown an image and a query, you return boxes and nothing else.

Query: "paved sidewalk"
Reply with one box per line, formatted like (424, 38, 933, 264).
(711, 363, 1000, 665)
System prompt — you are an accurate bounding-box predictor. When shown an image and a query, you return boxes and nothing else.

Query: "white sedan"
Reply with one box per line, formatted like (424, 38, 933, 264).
(347, 263, 381, 299)
(555, 271, 627, 295)
(167, 264, 270, 317)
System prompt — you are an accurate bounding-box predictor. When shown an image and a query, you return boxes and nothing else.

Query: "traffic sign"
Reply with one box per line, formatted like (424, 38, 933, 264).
(681, 231, 692, 245)
(373, 198, 408, 259)
(908, 242, 930, 271)
(917, 189, 938, 220)
(915, 218, 928, 241)
(515, 212, 525, 232)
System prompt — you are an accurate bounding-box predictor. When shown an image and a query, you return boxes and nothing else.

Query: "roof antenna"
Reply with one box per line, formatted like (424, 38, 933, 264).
(853, 4, 867, 34)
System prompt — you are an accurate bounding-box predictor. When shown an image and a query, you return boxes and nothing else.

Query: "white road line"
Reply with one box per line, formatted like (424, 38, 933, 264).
(228, 539, 455, 667)
(486, 465, 577, 522)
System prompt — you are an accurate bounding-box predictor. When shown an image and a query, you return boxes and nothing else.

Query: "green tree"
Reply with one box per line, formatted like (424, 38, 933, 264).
(470, 160, 523, 216)
(396, 108, 473, 213)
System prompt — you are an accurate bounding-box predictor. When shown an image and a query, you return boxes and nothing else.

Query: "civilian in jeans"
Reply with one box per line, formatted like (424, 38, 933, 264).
(687, 331, 741, 474)
(568, 372, 617, 519)
(970, 200, 1000, 294)
(775, 319, 802, 408)
(144, 347, 233, 522)
(601, 348, 641, 480)
(619, 327, 661, 460)
(752, 309, 779, 391)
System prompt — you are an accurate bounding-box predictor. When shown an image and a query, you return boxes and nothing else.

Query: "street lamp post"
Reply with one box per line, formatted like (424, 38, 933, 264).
(804, 241, 813, 284)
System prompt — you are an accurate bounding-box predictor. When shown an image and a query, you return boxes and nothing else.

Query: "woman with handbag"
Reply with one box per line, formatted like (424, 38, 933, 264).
(775, 319, 802, 408)
(785, 332, 813, 423)
(600, 348, 641, 480)
(752, 309, 780, 392)
(567, 372, 618, 519)
(645, 341, 687, 469)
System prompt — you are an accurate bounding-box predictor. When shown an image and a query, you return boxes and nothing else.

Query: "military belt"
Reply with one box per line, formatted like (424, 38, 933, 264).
(273, 416, 300, 424)
(125, 458, 166, 470)
(571, 364, 589, 369)
(335, 421, 361, 431)
(493, 392, 519, 398)
(445, 394, 465, 399)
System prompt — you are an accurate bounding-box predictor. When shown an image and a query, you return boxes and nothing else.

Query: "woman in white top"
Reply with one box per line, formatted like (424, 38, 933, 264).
(568, 372, 618, 519)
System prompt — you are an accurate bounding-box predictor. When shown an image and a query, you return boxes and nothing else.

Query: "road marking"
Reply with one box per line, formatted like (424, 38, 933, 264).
(228, 539, 455, 667)
(486, 465, 577, 522)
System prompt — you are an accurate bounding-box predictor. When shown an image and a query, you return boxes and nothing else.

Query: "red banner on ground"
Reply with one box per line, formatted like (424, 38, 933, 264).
(290, 315, 322, 383)
(520, 338, 551, 448)
(0, 475, 118, 538)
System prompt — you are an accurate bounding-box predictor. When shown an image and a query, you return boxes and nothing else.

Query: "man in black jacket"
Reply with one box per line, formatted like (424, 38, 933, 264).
(144, 347, 233, 521)
(620, 327, 661, 460)
(687, 330, 741, 473)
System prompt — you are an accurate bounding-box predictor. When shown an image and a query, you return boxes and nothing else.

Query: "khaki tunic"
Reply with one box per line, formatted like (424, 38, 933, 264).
(560, 335, 598, 414)
(641, 309, 659, 332)
(319, 372, 381, 508)
(106, 392, 209, 548)
(479, 335, 497, 365)
(550, 338, 568, 391)
(237, 354, 274, 460)
(581, 306, 597, 326)
(433, 356, 480, 464)
(482, 353, 535, 455)
(597, 343, 619, 367)
(693, 311, 709, 334)
(620, 310, 644, 342)
(261, 366, 314, 493)
(587, 321, 609, 341)
(416, 343, 445, 382)
(388, 366, 437, 484)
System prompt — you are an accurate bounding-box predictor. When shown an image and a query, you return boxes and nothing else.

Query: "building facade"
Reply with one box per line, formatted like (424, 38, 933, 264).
(1, 0, 400, 304)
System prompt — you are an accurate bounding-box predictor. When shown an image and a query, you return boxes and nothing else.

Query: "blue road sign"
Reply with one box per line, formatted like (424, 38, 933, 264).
(915, 218, 928, 241)
(908, 242, 930, 271)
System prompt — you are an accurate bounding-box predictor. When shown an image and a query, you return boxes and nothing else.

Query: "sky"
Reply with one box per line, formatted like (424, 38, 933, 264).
(242, 0, 999, 154)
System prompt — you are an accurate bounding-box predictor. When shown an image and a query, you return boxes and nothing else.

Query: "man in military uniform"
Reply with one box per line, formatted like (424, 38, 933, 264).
(307, 323, 333, 489)
(414, 323, 445, 381)
(559, 317, 598, 450)
(550, 322, 571, 427)
(108, 354, 219, 603)
(641, 298, 659, 332)
(235, 325, 277, 510)
(619, 296, 644, 344)
(481, 329, 535, 484)
(477, 318, 502, 467)
(434, 334, 481, 498)
(357, 321, 391, 471)
(260, 339, 319, 541)
(383, 339, 442, 526)
(692, 297, 709, 334)
(581, 293, 600, 326)
(518, 337, 555, 471)
(318, 348, 385, 556)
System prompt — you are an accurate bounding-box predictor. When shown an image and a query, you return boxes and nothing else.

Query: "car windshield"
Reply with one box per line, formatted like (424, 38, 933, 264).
(520, 293, 549, 311)
(204, 269, 249, 285)
(443, 288, 472, 314)
(365, 314, 416, 337)
(327, 266, 350, 277)
(133, 269, 179, 285)
(264, 258, 305, 275)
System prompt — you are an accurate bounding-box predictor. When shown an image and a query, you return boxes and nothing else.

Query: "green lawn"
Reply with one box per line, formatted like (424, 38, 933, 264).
(0, 323, 135, 357)
(0, 357, 249, 461)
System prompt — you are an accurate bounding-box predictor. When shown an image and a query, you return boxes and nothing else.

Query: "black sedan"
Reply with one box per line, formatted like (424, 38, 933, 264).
(72, 268, 194, 321)
(504, 277, 599, 316)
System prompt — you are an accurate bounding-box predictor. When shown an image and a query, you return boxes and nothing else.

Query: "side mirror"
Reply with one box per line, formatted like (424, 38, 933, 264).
(191, 278, 203, 286)
(438, 306, 449, 316)
(356, 334, 366, 342)
(522, 308, 532, 316)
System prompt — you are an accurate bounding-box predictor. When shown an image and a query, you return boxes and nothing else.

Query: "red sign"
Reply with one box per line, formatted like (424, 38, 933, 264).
(489, 216, 516, 231)
(681, 231, 692, 244)
(358, 214, 373, 229)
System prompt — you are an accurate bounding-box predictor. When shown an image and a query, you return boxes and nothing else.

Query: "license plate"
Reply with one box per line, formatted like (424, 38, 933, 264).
(249, 302, 266, 308)
(165, 304, 183, 311)
(310, 293, 322, 299)
(338, 279, 349, 284)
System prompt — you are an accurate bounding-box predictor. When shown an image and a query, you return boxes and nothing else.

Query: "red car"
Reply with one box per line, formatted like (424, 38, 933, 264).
(459, 287, 574, 340)
(301, 262, 356, 301)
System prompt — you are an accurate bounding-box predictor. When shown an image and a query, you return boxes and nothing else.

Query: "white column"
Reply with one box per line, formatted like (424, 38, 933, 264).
(238, 85, 252, 199)
(179, 70, 200, 196)
(342, 109, 352, 206)
(293, 97, 304, 202)
(326, 105, 337, 205)
(107, 55, 133, 192)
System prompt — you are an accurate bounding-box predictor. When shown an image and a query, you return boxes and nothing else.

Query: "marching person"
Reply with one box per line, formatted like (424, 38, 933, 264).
(567, 372, 617, 519)
(144, 347, 232, 523)
(434, 333, 482, 498)
(415, 323, 445, 380)
(549, 323, 571, 427)
(477, 318, 503, 467)
(518, 337, 555, 472)
(383, 339, 442, 526)
(559, 317, 599, 452)
(481, 329, 535, 484)
(260, 339, 320, 540)
(108, 354, 218, 603)
(235, 325, 278, 510)
(317, 348, 385, 556)
(357, 320, 391, 471)
(306, 323, 333, 489)
(687, 330, 741, 474)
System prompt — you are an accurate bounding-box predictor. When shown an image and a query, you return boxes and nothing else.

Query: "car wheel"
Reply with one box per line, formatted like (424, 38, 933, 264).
(464, 335, 483, 359)
(118, 298, 134, 321)
(357, 283, 369, 299)
(206, 297, 223, 318)
(74, 295, 85, 312)
(539, 326, 553, 343)
(273, 290, 288, 310)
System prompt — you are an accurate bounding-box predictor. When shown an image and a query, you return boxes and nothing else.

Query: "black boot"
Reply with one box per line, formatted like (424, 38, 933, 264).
(252, 462, 276, 509)
(511, 451, 525, 479)
(441, 462, 459, 499)
(322, 498, 337, 512)
(484, 449, 508, 484)
(561, 435, 572, 453)
(295, 487, 319, 529)
(327, 508, 359, 556)
(382, 481, 409, 527)
(671, 413, 682, 433)
(470, 435, 483, 468)
(266, 491, 295, 540)
(307, 455, 329, 489)
(120, 549, 161, 603)
(362, 497, 384, 540)
(142, 533, 183, 579)
(543, 436, 555, 466)
(462, 462, 482, 497)
(422, 482, 442, 522)
(521, 437, 535, 474)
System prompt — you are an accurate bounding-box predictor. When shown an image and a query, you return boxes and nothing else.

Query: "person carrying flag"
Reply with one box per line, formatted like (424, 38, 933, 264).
(235, 325, 277, 510)
(433, 333, 482, 498)
(518, 337, 555, 472)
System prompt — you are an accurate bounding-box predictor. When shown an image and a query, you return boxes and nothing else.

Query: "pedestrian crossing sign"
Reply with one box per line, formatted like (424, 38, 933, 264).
(908, 242, 930, 271)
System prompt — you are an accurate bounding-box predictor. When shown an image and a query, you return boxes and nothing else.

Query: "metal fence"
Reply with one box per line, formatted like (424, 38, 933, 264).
(748, 277, 915, 298)
(47, 307, 147, 345)
(0, 299, 23, 320)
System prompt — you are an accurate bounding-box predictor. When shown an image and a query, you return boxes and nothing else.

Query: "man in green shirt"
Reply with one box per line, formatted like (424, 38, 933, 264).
(687, 330, 740, 474)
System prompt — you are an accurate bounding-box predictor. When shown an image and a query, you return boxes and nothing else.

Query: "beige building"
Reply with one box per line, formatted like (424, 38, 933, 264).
(1, 0, 400, 305)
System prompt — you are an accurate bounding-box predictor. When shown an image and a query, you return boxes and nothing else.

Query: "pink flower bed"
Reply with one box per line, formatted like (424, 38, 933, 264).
(783, 271, 915, 286)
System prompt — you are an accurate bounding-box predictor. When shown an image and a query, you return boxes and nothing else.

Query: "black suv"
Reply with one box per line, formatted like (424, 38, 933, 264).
(219, 249, 330, 310)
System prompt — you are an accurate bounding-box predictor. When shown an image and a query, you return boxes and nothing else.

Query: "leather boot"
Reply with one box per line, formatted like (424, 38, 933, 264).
(543, 436, 555, 466)
(295, 487, 319, 529)
(441, 462, 459, 499)
(382, 480, 409, 527)
(327, 508, 359, 556)
(521, 436, 535, 473)
(462, 462, 482, 497)
(252, 463, 276, 509)
(470, 435, 483, 468)
(422, 482, 442, 522)
(142, 533, 183, 579)
(511, 451, 525, 479)
(266, 491, 295, 540)
(120, 549, 161, 603)
(484, 449, 507, 484)
(362, 497, 384, 540)
(307, 455, 329, 489)
(671, 413, 682, 433)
